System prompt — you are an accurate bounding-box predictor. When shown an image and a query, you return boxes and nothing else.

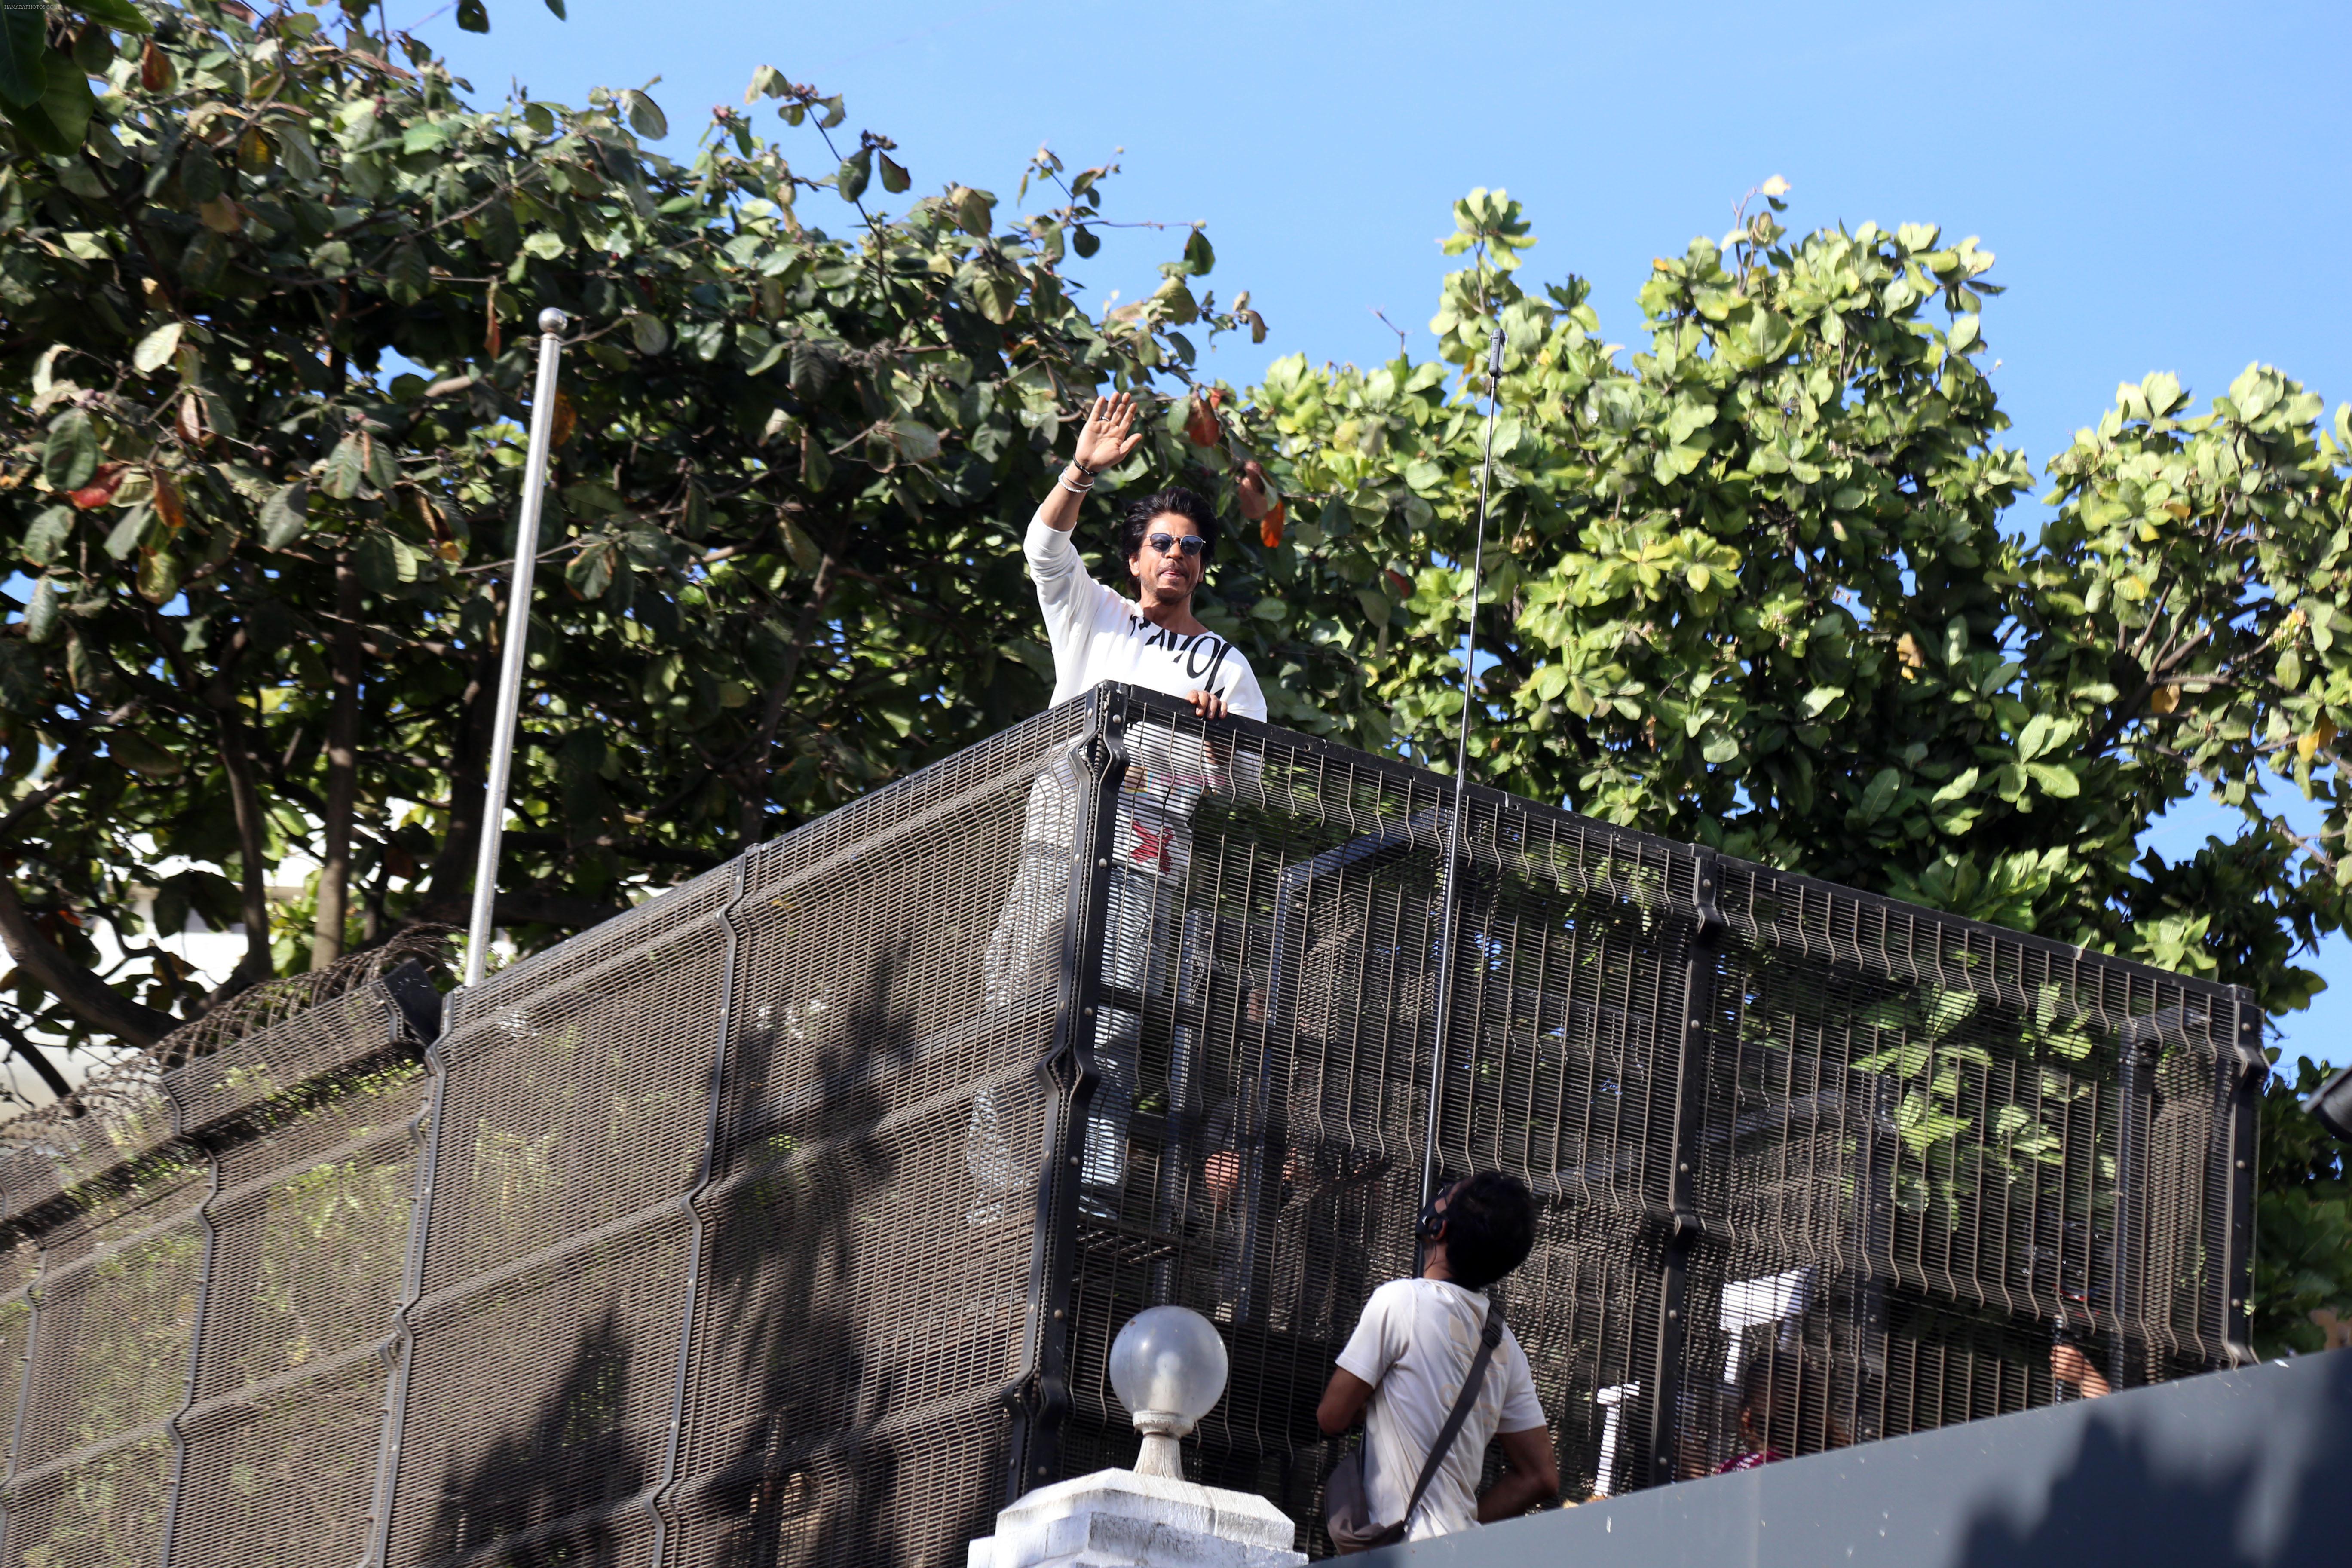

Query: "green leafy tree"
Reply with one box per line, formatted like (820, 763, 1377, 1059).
(0, 1, 1295, 1054)
(1219, 184, 2350, 1352)
(6, 6, 2346, 1350)
(2254, 1057, 2352, 1354)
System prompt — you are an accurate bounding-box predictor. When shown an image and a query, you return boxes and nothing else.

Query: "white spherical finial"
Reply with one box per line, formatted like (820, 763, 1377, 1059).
(1108, 1305, 1227, 1480)
(538, 307, 569, 334)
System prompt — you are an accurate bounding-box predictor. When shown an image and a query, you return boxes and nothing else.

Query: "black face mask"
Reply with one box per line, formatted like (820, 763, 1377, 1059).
(1416, 1181, 1458, 1243)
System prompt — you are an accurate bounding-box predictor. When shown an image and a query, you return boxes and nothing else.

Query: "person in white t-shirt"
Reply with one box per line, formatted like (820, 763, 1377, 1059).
(1317, 1172, 1561, 1540)
(969, 391, 1271, 1224)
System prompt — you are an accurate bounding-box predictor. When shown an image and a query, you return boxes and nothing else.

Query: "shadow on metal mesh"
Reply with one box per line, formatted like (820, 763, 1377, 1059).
(0, 686, 2259, 1567)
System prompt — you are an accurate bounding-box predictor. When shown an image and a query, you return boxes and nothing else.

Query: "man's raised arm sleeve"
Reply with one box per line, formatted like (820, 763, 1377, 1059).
(1025, 511, 1109, 647)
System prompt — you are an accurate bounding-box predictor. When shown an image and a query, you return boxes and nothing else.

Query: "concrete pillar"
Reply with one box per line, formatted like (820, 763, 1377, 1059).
(966, 1468, 1308, 1568)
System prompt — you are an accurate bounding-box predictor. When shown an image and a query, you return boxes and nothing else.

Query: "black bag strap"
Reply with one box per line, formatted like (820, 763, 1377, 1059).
(1396, 1306, 1505, 1532)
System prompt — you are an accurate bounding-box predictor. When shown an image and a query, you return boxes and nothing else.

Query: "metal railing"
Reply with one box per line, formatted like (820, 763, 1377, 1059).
(0, 686, 2258, 1565)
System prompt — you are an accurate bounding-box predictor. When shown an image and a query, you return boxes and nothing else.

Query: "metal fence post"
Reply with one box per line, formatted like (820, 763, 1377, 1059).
(646, 861, 747, 1567)
(2221, 987, 2268, 1365)
(1643, 848, 1721, 1489)
(0, 1165, 49, 1564)
(1417, 776, 1475, 1257)
(1004, 689, 1129, 1504)
(156, 1079, 221, 1568)
(359, 1015, 456, 1568)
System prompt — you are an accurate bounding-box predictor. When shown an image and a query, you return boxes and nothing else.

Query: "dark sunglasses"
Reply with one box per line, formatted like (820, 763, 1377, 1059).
(1145, 532, 1208, 558)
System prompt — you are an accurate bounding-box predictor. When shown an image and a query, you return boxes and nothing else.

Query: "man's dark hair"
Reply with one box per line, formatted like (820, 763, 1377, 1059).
(1441, 1170, 1536, 1291)
(1118, 486, 1221, 566)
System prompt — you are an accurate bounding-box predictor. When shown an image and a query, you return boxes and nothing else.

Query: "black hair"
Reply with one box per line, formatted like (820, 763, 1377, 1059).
(1118, 486, 1221, 568)
(1440, 1170, 1536, 1291)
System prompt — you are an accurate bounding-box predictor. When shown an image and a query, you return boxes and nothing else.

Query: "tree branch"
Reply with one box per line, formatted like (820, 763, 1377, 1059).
(0, 1011, 75, 1103)
(0, 882, 177, 1050)
(199, 640, 277, 990)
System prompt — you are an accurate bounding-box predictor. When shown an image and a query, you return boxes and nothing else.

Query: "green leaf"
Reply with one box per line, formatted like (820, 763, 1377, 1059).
(43, 411, 100, 492)
(878, 153, 909, 194)
(456, 0, 489, 31)
(1072, 225, 1100, 259)
(386, 242, 430, 305)
(2017, 712, 2058, 761)
(952, 184, 995, 237)
(1929, 767, 1979, 805)
(521, 230, 567, 261)
(567, 537, 616, 598)
(24, 577, 60, 644)
(8, 70, 89, 162)
(960, 258, 1023, 324)
(622, 89, 668, 141)
(545, 0, 568, 16)
(630, 314, 671, 355)
(788, 340, 837, 398)
(181, 142, 225, 206)
(1799, 685, 1844, 718)
(837, 146, 872, 204)
(889, 420, 942, 465)
(103, 503, 151, 560)
(2024, 761, 2080, 799)
(322, 434, 365, 501)
(261, 481, 309, 549)
(278, 123, 320, 181)
(1857, 766, 1900, 822)
(354, 530, 414, 594)
(76, 0, 152, 35)
(137, 544, 182, 604)
(1182, 227, 1214, 276)
(132, 320, 184, 376)
(23, 505, 73, 566)
(109, 730, 182, 779)
(0, 8, 48, 112)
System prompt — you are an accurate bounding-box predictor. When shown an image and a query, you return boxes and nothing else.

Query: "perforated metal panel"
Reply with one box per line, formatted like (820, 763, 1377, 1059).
(0, 968, 438, 1568)
(0, 686, 2254, 1568)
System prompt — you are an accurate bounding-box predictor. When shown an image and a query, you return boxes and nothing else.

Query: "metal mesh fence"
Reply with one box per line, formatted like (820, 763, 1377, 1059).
(0, 685, 2257, 1566)
(0, 963, 441, 1568)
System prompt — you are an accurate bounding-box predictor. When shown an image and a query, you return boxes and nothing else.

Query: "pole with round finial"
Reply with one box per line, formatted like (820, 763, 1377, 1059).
(970, 1304, 1298, 1567)
(1108, 1305, 1228, 1480)
(462, 308, 570, 987)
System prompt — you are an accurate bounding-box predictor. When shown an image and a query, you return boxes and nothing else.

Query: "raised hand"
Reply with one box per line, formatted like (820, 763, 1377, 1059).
(1072, 392, 1147, 472)
(1236, 457, 1275, 523)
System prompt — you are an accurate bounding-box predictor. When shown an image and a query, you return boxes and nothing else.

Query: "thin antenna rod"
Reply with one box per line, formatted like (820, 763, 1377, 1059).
(1420, 324, 1510, 1218)
(462, 308, 570, 988)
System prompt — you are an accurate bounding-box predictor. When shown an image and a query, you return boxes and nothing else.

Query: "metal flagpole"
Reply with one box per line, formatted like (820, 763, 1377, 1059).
(1418, 324, 1510, 1219)
(462, 307, 570, 987)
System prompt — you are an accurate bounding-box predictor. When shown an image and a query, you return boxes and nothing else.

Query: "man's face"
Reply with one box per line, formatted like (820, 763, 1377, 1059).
(1129, 512, 1205, 606)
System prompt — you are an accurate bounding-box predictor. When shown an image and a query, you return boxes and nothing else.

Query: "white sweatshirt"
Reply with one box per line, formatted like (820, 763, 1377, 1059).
(1025, 514, 1268, 719)
(1018, 514, 1267, 879)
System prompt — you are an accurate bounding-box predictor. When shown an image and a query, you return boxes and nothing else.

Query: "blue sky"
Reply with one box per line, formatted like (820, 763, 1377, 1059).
(407, 0, 2351, 1068)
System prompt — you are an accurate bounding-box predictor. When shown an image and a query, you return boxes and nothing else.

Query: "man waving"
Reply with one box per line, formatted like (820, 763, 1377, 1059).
(970, 392, 1268, 1226)
(1025, 389, 1267, 726)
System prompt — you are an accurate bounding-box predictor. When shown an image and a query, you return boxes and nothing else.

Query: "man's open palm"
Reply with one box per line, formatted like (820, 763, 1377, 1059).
(1072, 392, 1147, 472)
